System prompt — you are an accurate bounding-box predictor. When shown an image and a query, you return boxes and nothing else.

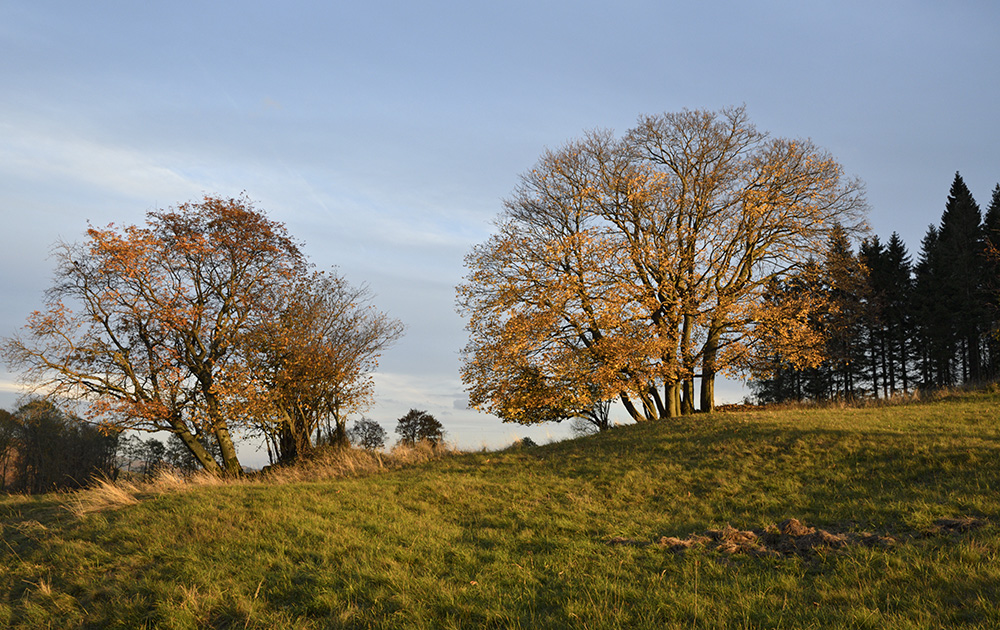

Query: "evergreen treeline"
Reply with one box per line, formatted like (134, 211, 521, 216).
(752, 173, 1000, 403)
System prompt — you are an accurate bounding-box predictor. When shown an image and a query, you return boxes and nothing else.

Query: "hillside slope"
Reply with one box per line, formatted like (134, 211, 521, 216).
(2, 392, 999, 628)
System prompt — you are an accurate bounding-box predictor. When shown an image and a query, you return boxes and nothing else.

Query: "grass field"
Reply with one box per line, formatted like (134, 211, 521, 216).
(2, 391, 999, 628)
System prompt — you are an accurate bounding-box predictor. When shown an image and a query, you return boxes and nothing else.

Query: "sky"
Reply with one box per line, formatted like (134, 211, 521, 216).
(2, 1, 999, 461)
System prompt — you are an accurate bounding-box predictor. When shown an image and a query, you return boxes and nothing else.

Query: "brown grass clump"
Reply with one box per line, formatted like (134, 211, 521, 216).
(262, 440, 460, 484)
(610, 518, 902, 558)
(61, 441, 463, 516)
(64, 476, 140, 516)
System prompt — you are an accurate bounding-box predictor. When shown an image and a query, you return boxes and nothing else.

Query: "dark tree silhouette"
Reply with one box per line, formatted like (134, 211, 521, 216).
(394, 409, 445, 447)
(348, 417, 387, 451)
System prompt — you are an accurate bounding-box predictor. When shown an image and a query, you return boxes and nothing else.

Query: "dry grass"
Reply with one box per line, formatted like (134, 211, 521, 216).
(63, 476, 140, 516)
(61, 441, 462, 515)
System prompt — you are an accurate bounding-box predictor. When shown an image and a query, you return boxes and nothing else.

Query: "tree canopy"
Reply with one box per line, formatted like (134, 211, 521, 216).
(3, 195, 402, 474)
(458, 106, 868, 425)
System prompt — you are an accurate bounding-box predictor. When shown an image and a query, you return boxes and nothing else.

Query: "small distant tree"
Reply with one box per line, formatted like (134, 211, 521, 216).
(139, 438, 166, 477)
(348, 417, 387, 451)
(394, 409, 445, 447)
(570, 397, 613, 436)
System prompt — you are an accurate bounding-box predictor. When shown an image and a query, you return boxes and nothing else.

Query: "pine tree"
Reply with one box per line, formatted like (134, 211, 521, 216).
(860, 233, 915, 397)
(937, 173, 985, 383)
(913, 226, 953, 387)
(822, 226, 870, 400)
(860, 236, 888, 398)
(983, 184, 1000, 378)
(883, 233, 914, 394)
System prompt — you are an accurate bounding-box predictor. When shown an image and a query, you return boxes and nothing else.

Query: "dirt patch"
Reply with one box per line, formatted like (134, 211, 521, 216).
(606, 517, 954, 558)
(930, 517, 988, 534)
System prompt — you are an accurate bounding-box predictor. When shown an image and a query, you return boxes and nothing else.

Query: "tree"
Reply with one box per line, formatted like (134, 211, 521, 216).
(0, 409, 15, 490)
(936, 173, 985, 383)
(2, 195, 304, 475)
(912, 175, 988, 388)
(748, 228, 870, 403)
(243, 271, 403, 463)
(395, 409, 445, 447)
(983, 185, 1000, 378)
(913, 225, 953, 387)
(348, 417, 387, 451)
(860, 232, 914, 397)
(459, 106, 867, 425)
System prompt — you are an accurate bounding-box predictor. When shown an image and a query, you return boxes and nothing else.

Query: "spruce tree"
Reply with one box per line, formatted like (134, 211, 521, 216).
(913, 226, 953, 387)
(983, 184, 1000, 378)
(883, 233, 914, 393)
(937, 173, 985, 383)
(822, 226, 869, 400)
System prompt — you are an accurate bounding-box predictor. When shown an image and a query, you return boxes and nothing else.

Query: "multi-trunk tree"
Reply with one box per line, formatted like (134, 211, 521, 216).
(3, 195, 401, 474)
(242, 271, 403, 463)
(459, 106, 868, 425)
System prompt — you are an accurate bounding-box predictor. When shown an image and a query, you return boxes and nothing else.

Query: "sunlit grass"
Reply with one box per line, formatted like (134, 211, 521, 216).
(2, 390, 999, 628)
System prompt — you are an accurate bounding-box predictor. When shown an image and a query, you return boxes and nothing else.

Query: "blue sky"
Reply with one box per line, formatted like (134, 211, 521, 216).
(2, 1, 999, 458)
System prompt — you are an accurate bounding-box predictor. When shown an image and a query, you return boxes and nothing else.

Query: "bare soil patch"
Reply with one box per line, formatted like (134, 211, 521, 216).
(608, 517, 987, 558)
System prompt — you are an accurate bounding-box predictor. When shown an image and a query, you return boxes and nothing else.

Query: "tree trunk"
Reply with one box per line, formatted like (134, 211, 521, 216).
(681, 379, 695, 415)
(620, 393, 645, 422)
(700, 326, 722, 413)
(202, 391, 242, 475)
(170, 419, 223, 476)
(664, 380, 681, 418)
(638, 387, 660, 421)
(214, 424, 242, 476)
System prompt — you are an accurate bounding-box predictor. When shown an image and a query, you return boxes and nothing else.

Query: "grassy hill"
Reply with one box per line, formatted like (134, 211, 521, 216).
(2, 391, 999, 628)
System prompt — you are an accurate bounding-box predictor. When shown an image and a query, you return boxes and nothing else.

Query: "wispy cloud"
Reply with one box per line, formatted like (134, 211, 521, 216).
(0, 118, 206, 202)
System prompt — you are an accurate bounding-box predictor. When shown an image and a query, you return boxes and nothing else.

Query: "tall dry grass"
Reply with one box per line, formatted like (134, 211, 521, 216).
(62, 440, 461, 516)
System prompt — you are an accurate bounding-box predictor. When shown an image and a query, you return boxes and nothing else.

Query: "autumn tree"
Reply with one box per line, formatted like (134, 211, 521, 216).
(242, 271, 403, 463)
(459, 106, 867, 425)
(2, 195, 304, 476)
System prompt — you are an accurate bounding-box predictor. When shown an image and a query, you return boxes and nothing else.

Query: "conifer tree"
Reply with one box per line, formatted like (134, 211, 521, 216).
(882, 233, 915, 393)
(936, 173, 985, 382)
(822, 226, 870, 400)
(913, 226, 952, 387)
(982, 184, 1000, 378)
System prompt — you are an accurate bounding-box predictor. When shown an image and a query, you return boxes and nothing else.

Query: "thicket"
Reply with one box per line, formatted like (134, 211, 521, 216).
(0, 400, 118, 493)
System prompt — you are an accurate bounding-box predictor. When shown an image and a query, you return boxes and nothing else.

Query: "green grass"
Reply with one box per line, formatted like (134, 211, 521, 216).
(2, 391, 1000, 628)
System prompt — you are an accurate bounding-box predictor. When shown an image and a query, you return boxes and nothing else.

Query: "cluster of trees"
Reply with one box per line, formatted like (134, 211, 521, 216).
(752, 174, 1000, 402)
(2, 196, 403, 476)
(107, 409, 443, 481)
(0, 400, 118, 493)
(458, 106, 867, 427)
(117, 433, 221, 477)
(108, 409, 445, 479)
(0, 401, 446, 492)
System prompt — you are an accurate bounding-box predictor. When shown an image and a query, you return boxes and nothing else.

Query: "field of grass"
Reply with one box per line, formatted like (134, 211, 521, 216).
(2, 391, 999, 628)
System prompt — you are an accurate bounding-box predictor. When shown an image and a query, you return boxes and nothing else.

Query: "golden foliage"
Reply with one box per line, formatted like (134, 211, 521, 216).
(459, 106, 868, 422)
